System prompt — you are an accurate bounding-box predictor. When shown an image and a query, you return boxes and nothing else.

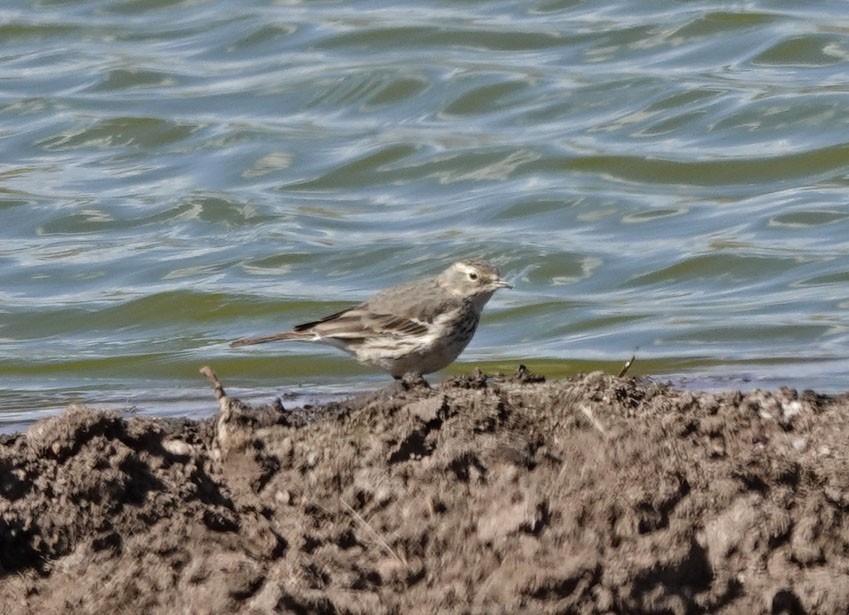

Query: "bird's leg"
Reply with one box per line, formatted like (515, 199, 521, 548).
(384, 371, 431, 393)
(401, 371, 430, 390)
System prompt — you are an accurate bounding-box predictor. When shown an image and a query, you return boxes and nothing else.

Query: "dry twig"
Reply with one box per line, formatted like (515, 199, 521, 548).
(618, 355, 636, 378)
(579, 404, 608, 438)
(340, 499, 408, 567)
(200, 366, 227, 401)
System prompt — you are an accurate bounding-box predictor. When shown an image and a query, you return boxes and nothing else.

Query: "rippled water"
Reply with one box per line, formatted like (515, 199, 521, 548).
(3, 0, 849, 431)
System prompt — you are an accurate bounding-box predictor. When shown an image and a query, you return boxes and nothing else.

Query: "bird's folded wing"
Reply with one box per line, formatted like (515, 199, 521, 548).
(366, 314, 430, 337)
(298, 307, 431, 340)
(293, 307, 356, 332)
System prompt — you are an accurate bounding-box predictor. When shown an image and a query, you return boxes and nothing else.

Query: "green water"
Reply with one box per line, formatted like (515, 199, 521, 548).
(3, 0, 849, 431)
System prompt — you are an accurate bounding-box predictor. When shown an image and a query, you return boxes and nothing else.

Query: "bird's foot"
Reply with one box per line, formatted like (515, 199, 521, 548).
(386, 372, 431, 393)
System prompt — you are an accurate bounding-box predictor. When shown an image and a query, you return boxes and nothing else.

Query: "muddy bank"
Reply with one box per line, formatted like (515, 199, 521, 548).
(2, 368, 849, 614)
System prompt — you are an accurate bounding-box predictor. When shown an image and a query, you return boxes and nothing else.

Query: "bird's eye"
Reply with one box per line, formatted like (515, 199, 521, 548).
(468, 272, 478, 281)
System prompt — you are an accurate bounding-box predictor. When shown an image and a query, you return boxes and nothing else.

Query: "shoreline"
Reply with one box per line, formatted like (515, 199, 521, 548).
(2, 367, 848, 613)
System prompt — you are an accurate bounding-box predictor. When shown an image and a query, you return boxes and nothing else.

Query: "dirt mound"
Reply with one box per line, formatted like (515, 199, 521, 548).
(2, 369, 849, 614)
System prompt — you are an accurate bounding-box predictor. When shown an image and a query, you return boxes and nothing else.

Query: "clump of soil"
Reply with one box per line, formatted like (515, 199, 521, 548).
(2, 367, 849, 614)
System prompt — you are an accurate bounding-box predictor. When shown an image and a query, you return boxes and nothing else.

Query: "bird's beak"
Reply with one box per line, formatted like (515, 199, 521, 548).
(494, 278, 513, 289)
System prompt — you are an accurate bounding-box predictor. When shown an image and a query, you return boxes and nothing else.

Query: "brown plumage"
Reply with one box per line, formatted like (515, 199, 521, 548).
(229, 259, 511, 378)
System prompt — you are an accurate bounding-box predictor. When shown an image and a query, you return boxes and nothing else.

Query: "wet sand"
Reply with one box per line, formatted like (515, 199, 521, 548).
(2, 367, 848, 614)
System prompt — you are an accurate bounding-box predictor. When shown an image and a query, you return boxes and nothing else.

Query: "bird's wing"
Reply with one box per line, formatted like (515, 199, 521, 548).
(295, 304, 431, 341)
(292, 307, 358, 332)
(294, 276, 464, 341)
(363, 313, 431, 337)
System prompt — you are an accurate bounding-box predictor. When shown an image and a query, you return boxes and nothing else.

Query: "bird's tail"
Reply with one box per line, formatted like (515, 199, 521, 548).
(229, 331, 307, 348)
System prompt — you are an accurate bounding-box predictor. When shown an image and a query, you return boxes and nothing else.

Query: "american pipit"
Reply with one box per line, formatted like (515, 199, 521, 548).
(229, 259, 512, 378)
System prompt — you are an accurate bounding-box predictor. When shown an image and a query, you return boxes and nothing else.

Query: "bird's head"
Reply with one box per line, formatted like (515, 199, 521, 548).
(441, 259, 512, 310)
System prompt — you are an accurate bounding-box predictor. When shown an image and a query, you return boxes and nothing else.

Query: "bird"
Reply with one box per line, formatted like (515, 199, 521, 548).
(229, 259, 512, 378)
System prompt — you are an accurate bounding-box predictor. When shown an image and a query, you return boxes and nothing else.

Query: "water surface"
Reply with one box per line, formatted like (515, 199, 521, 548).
(3, 0, 849, 431)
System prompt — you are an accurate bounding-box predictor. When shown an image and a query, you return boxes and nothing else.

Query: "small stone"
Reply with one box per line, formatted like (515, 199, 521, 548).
(791, 437, 807, 453)
(306, 451, 320, 468)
